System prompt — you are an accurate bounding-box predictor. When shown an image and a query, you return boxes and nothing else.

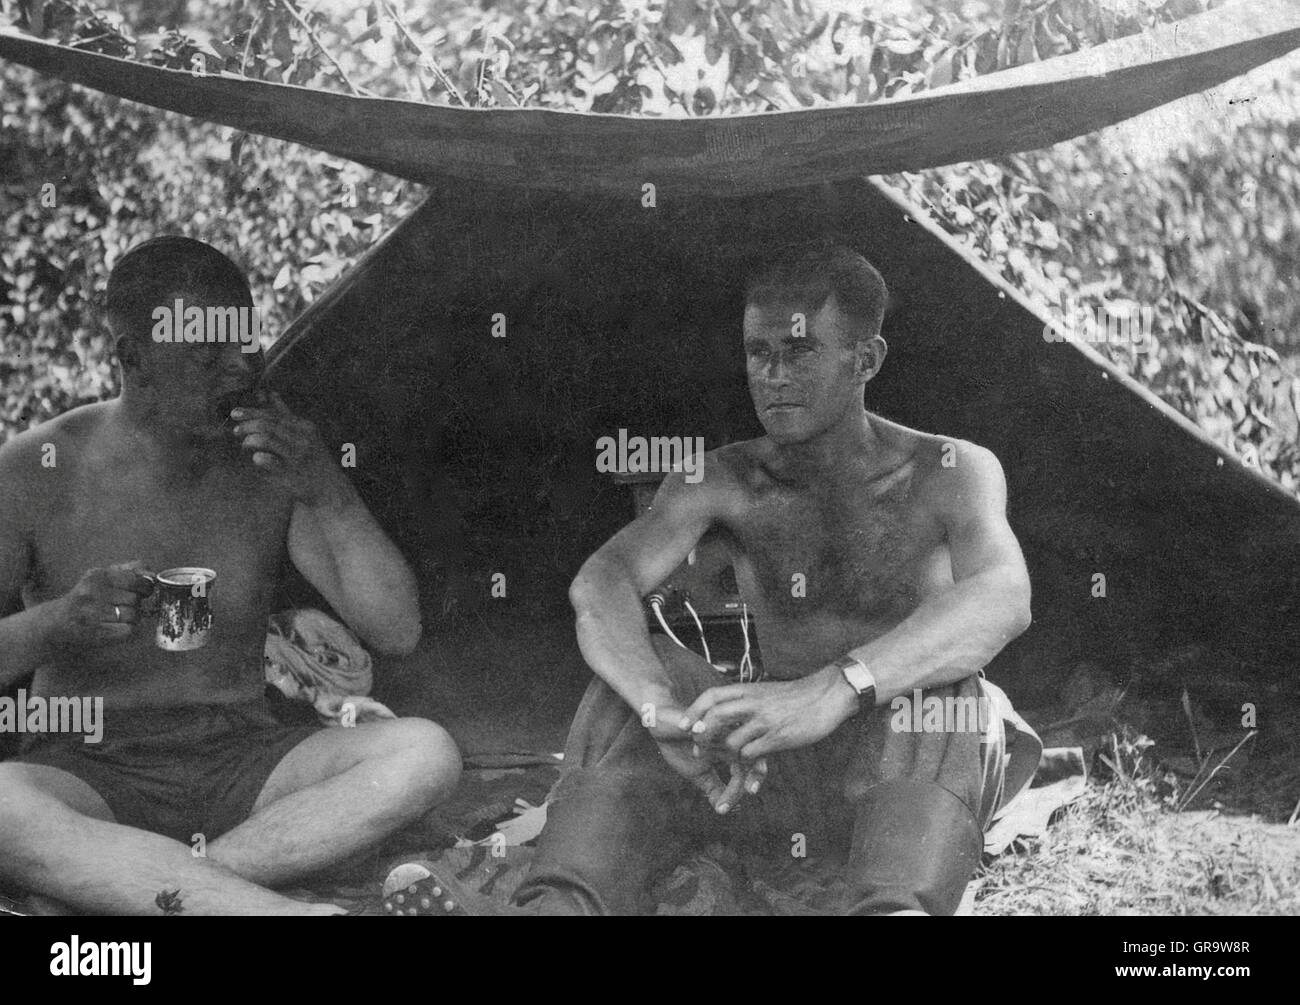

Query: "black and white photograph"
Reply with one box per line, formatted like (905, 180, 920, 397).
(0, 0, 1296, 946)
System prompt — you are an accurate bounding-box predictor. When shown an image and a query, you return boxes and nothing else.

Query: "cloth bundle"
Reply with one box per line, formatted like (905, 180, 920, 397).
(263, 609, 395, 726)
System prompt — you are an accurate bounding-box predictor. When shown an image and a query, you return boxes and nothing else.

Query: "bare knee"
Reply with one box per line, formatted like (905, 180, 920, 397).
(371, 717, 462, 814)
(0, 764, 41, 844)
(0, 760, 112, 821)
(0, 764, 87, 877)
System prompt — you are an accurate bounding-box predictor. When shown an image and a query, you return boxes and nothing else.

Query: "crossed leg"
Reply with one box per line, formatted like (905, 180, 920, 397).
(209, 717, 460, 888)
(0, 717, 460, 915)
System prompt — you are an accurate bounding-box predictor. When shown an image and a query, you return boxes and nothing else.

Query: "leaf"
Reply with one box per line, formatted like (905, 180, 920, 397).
(1035, 13, 1066, 58)
(657, 36, 684, 65)
(754, 79, 795, 109)
(926, 50, 955, 89)
(802, 12, 830, 44)
(29, 0, 46, 37)
(490, 80, 515, 107)
(1016, 27, 1037, 66)
(354, 24, 383, 46)
(591, 37, 616, 75)
(974, 32, 999, 74)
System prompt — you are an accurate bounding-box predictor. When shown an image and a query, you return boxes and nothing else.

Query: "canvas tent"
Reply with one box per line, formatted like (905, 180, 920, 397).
(3, 0, 1298, 744)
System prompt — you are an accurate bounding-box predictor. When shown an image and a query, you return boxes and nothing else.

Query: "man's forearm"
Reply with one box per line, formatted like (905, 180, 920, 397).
(838, 568, 1031, 710)
(297, 482, 421, 655)
(0, 601, 61, 689)
(570, 563, 678, 714)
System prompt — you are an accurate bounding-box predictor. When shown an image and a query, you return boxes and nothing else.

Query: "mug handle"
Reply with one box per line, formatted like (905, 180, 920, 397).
(135, 570, 160, 617)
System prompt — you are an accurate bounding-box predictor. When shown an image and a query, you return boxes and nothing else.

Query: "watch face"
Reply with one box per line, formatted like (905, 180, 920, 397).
(841, 660, 874, 694)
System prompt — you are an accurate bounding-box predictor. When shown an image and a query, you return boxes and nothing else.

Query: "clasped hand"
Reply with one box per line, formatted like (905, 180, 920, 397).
(646, 671, 850, 815)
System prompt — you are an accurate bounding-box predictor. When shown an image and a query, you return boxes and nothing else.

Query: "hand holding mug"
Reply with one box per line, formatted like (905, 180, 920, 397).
(49, 561, 156, 652)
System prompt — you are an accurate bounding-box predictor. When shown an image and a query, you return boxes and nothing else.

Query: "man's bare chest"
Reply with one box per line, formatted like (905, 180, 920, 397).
(724, 476, 946, 621)
(32, 458, 289, 606)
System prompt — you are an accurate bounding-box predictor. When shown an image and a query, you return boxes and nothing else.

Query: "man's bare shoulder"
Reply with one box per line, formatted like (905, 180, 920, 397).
(874, 420, 1007, 516)
(1, 401, 111, 451)
(0, 401, 110, 484)
(648, 440, 763, 522)
(0, 403, 110, 542)
(699, 438, 779, 500)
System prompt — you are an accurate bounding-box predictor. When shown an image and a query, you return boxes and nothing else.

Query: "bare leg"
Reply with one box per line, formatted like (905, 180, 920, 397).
(0, 763, 333, 916)
(208, 717, 461, 888)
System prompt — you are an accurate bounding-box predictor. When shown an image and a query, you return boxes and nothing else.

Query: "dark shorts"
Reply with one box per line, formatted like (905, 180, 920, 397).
(13, 700, 320, 844)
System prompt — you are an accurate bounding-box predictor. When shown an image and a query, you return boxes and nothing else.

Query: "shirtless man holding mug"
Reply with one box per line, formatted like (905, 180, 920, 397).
(0, 237, 461, 915)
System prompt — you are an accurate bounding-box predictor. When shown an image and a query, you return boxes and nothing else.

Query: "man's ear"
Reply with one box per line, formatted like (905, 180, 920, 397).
(855, 334, 887, 382)
(115, 334, 138, 370)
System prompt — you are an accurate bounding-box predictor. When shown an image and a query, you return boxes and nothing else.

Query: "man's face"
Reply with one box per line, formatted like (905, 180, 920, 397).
(743, 293, 871, 445)
(130, 287, 265, 440)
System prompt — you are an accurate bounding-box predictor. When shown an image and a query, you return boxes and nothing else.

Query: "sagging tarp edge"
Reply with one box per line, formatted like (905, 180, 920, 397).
(2, 0, 1300, 196)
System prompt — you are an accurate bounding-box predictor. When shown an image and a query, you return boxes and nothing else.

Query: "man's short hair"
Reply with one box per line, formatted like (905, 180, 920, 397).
(745, 242, 888, 346)
(106, 236, 251, 366)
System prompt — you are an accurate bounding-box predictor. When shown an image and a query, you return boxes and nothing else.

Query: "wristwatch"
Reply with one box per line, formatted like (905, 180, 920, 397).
(833, 655, 877, 713)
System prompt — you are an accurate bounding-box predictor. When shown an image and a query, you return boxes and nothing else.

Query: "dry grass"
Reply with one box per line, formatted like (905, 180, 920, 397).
(971, 732, 1300, 915)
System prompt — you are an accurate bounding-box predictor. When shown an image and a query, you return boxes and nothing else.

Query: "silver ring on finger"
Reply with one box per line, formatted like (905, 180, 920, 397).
(114, 605, 121, 623)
